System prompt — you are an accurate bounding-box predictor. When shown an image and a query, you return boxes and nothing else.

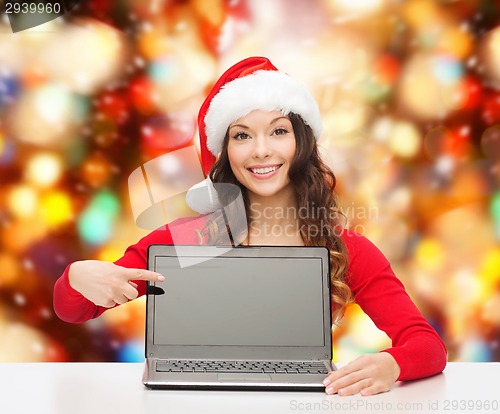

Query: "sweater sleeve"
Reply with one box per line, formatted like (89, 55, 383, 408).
(341, 230, 447, 381)
(53, 216, 205, 324)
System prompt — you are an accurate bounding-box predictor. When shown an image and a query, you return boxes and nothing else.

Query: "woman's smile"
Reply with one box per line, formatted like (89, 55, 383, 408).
(246, 163, 283, 179)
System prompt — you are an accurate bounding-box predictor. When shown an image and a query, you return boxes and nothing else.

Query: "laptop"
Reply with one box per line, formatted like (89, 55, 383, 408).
(143, 244, 335, 390)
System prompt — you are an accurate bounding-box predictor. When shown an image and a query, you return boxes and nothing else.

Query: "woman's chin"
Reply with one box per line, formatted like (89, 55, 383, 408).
(246, 182, 293, 200)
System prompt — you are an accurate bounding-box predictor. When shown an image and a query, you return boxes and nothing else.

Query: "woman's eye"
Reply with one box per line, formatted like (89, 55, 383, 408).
(233, 132, 250, 140)
(273, 128, 289, 136)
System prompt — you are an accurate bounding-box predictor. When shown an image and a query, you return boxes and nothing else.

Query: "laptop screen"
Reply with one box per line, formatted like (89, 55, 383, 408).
(153, 256, 326, 347)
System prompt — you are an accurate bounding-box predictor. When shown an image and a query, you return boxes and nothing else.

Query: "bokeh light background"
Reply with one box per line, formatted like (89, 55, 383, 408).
(0, 0, 499, 363)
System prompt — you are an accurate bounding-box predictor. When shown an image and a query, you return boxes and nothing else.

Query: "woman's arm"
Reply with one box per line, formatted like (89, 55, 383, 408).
(323, 230, 447, 395)
(53, 216, 208, 323)
(53, 231, 165, 324)
(53, 261, 163, 323)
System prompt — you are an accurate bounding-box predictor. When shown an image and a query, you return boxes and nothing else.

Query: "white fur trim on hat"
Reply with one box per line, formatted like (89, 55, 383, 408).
(204, 70, 322, 156)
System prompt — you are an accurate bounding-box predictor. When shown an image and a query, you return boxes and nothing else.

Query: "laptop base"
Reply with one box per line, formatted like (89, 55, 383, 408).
(143, 360, 335, 392)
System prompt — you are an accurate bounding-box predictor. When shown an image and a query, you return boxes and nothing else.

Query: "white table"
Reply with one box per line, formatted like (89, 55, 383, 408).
(0, 362, 498, 414)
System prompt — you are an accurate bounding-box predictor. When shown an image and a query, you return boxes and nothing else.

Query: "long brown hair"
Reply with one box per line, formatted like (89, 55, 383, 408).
(199, 113, 353, 325)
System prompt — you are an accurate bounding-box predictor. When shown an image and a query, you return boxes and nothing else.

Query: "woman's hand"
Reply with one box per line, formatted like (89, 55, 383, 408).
(68, 260, 164, 308)
(323, 352, 401, 396)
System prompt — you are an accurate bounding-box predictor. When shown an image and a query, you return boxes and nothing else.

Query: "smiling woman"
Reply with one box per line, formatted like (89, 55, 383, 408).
(53, 56, 447, 397)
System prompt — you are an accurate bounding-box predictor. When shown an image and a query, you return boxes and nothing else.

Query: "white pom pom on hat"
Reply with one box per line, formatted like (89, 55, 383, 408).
(185, 177, 221, 215)
(186, 56, 322, 214)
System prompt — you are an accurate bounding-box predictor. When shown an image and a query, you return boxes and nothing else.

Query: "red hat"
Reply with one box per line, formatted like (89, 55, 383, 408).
(187, 56, 323, 214)
(198, 56, 322, 176)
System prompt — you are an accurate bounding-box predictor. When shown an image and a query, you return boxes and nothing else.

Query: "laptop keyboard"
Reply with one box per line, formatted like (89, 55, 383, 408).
(156, 360, 330, 374)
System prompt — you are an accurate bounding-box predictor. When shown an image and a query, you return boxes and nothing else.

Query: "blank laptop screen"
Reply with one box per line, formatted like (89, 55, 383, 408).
(153, 256, 326, 347)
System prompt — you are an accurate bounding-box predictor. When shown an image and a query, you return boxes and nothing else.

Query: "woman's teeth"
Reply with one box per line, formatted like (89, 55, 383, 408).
(249, 165, 280, 175)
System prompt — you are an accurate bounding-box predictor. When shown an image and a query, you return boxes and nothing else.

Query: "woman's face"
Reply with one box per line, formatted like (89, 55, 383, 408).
(227, 110, 296, 200)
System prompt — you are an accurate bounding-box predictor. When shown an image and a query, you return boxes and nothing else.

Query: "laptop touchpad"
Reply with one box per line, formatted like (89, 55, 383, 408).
(217, 374, 272, 382)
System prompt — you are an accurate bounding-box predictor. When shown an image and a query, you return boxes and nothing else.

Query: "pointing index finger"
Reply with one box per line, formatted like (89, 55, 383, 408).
(130, 270, 165, 282)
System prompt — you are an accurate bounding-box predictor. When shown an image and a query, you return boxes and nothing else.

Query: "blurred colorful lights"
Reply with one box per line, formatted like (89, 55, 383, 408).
(77, 192, 120, 245)
(432, 56, 464, 84)
(328, 0, 385, 15)
(40, 191, 74, 228)
(0, 76, 20, 107)
(7, 185, 38, 219)
(117, 340, 144, 363)
(491, 192, 500, 230)
(0, 1, 498, 364)
(25, 153, 63, 188)
(388, 121, 421, 158)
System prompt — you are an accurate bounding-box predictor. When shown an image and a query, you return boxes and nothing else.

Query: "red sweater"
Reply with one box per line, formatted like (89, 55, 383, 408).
(53, 215, 447, 381)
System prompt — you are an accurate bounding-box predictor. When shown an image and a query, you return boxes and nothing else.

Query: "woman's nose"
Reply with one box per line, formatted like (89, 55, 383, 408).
(252, 136, 271, 158)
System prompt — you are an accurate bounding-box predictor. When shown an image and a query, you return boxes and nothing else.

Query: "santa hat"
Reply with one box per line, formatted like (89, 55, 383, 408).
(187, 56, 322, 214)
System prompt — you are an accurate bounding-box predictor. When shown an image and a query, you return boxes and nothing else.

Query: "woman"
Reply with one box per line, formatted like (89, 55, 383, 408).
(54, 56, 447, 396)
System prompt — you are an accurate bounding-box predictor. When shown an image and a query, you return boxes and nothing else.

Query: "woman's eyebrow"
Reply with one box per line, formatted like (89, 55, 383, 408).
(229, 116, 289, 130)
(229, 123, 249, 129)
(270, 116, 289, 124)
